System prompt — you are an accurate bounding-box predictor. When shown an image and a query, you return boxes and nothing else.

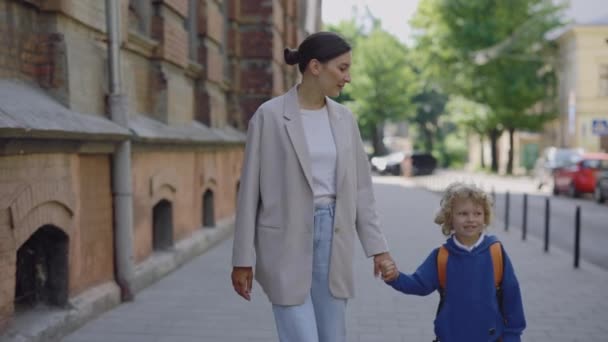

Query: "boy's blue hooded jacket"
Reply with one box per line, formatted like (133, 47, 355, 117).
(386, 235, 526, 342)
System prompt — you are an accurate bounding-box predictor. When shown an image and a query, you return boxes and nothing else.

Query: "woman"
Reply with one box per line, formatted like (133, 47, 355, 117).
(231, 31, 393, 342)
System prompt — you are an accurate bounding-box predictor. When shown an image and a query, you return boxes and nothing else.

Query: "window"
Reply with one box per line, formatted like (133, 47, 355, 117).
(599, 64, 608, 97)
(202, 189, 215, 227)
(187, 0, 199, 61)
(152, 200, 173, 250)
(15, 225, 69, 309)
(129, 0, 151, 36)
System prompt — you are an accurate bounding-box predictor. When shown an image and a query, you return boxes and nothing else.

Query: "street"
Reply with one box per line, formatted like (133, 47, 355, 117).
(62, 175, 608, 342)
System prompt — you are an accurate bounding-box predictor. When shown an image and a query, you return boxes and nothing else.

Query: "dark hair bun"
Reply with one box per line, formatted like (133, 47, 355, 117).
(284, 48, 300, 65)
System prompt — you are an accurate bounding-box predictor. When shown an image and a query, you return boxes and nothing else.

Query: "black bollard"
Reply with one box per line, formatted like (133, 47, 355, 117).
(544, 197, 550, 253)
(522, 194, 528, 241)
(505, 191, 510, 231)
(574, 206, 581, 269)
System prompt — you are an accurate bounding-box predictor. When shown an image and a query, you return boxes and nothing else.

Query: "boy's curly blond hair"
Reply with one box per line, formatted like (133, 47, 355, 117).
(434, 182, 493, 236)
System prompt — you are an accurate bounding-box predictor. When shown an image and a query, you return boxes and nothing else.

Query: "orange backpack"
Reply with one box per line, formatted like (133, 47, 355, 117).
(433, 242, 505, 342)
(437, 242, 504, 290)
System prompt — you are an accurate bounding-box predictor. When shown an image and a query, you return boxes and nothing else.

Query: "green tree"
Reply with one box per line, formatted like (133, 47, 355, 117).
(327, 15, 416, 155)
(348, 28, 416, 155)
(411, 86, 448, 153)
(412, 0, 565, 173)
(325, 19, 364, 106)
(447, 96, 495, 169)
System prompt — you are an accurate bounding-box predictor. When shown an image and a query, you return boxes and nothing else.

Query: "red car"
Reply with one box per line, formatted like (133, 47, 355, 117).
(553, 152, 608, 197)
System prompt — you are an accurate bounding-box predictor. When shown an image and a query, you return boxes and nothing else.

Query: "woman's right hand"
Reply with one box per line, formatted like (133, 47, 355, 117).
(231, 266, 253, 301)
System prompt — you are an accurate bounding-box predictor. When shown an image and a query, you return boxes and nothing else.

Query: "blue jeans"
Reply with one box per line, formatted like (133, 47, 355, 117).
(272, 203, 347, 342)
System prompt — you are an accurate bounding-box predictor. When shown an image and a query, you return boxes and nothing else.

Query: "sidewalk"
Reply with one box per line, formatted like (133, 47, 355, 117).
(61, 178, 608, 341)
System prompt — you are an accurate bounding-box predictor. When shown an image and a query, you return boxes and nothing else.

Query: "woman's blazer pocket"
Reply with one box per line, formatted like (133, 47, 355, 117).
(257, 223, 280, 231)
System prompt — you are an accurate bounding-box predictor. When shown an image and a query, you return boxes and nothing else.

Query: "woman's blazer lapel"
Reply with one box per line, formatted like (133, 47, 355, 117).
(281, 86, 351, 195)
(283, 86, 314, 191)
(327, 99, 349, 195)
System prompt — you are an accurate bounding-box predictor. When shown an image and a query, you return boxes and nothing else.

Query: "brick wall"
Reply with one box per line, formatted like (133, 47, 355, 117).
(43, 0, 107, 33)
(167, 71, 195, 125)
(193, 0, 228, 128)
(238, 24, 273, 123)
(0, 0, 312, 332)
(230, 0, 302, 124)
(131, 148, 242, 263)
(206, 0, 223, 44)
(123, 50, 154, 117)
(71, 155, 115, 296)
(151, 7, 189, 68)
(226, 0, 243, 128)
(0, 1, 67, 96)
(165, 0, 188, 17)
(195, 148, 243, 223)
(223, 0, 302, 127)
(1, 0, 306, 127)
(0, 153, 115, 326)
(0, 206, 16, 332)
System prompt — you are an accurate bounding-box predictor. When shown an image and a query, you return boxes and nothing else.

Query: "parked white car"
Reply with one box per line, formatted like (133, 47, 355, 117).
(532, 147, 584, 189)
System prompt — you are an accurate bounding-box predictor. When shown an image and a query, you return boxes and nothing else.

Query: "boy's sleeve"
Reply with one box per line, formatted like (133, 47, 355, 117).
(385, 248, 439, 296)
(501, 248, 526, 342)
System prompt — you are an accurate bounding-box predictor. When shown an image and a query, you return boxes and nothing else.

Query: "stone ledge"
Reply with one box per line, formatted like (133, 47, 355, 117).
(0, 79, 129, 141)
(0, 282, 120, 342)
(128, 114, 246, 145)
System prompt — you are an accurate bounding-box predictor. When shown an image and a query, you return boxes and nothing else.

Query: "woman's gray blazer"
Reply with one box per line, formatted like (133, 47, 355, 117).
(232, 85, 388, 305)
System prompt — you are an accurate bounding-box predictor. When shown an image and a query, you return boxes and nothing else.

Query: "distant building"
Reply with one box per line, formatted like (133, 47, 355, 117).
(549, 15, 608, 152)
(467, 11, 608, 174)
(0, 0, 321, 339)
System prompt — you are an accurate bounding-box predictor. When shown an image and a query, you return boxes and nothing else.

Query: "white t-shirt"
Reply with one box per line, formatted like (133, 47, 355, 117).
(300, 106, 337, 204)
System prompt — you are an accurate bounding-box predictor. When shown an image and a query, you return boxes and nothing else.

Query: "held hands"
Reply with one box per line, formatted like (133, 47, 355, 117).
(373, 252, 399, 282)
(380, 259, 399, 282)
(231, 266, 253, 301)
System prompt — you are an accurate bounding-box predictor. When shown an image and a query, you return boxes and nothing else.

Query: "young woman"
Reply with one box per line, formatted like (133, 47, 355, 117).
(231, 31, 394, 342)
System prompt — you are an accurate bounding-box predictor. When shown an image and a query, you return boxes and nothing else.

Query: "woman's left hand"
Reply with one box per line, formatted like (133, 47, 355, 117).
(373, 252, 393, 278)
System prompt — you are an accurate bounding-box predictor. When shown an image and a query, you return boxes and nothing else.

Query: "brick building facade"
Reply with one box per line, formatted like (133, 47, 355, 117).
(0, 0, 321, 339)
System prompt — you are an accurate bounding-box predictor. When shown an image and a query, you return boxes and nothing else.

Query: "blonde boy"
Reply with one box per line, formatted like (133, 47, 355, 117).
(381, 182, 526, 342)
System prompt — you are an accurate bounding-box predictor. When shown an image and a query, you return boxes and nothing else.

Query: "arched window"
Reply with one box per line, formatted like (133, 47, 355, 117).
(15, 225, 69, 310)
(202, 189, 215, 227)
(153, 200, 173, 250)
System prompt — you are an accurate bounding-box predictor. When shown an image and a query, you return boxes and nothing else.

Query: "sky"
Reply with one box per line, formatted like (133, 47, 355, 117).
(321, 0, 420, 44)
(321, 0, 608, 45)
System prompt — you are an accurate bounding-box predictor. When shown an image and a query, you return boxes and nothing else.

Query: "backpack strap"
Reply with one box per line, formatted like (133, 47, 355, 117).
(490, 242, 503, 288)
(437, 245, 449, 290)
(490, 242, 506, 329)
(434, 245, 449, 332)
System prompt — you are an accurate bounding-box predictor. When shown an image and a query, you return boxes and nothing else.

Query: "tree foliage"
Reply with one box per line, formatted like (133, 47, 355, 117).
(412, 0, 566, 173)
(327, 18, 416, 155)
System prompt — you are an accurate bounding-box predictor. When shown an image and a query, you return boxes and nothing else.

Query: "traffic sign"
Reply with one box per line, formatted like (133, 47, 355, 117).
(592, 119, 608, 136)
